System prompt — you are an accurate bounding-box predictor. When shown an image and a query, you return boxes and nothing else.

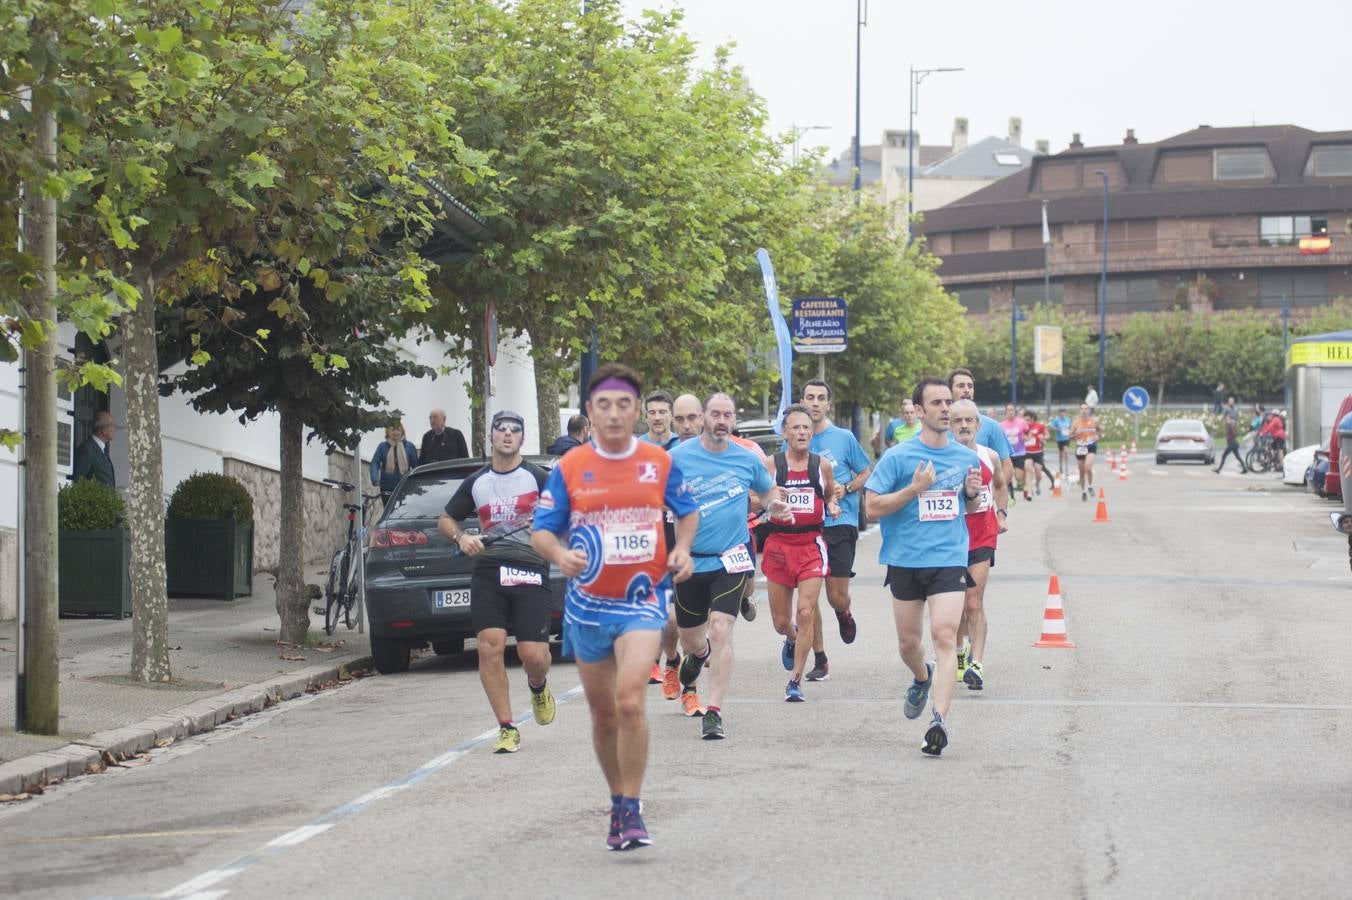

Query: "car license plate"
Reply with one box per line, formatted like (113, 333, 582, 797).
(433, 589, 471, 609)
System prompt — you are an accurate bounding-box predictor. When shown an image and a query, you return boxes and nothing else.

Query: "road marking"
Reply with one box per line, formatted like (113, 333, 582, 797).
(723, 696, 1352, 712)
(1146, 470, 1170, 477)
(3, 827, 275, 846)
(153, 684, 584, 900)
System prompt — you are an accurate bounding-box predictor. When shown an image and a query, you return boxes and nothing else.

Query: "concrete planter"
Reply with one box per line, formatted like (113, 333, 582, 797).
(165, 519, 253, 600)
(58, 527, 132, 618)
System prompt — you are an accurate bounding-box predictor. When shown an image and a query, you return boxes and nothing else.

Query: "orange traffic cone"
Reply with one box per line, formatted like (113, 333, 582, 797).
(1130, 439, 1138, 454)
(1051, 475, 1063, 499)
(1118, 456, 1128, 481)
(1106, 448, 1116, 468)
(1033, 574, 1076, 648)
(1092, 487, 1110, 523)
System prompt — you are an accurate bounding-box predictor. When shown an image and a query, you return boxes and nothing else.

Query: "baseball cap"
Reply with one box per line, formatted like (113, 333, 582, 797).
(491, 410, 526, 431)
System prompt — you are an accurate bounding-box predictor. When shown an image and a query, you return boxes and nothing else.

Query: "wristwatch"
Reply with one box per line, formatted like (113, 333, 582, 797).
(996, 508, 1008, 517)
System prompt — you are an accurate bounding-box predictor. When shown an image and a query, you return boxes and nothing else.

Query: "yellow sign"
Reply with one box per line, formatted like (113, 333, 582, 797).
(1034, 325, 1063, 375)
(1287, 341, 1352, 367)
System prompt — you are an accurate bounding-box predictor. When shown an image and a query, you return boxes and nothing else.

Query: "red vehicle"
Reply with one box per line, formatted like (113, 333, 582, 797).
(1326, 394, 1352, 500)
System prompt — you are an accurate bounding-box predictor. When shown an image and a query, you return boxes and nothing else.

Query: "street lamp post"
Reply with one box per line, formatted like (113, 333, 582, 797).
(907, 65, 963, 239)
(854, 1, 867, 200)
(1282, 294, 1291, 407)
(1092, 169, 1109, 403)
(792, 124, 830, 165)
(1011, 302, 1027, 404)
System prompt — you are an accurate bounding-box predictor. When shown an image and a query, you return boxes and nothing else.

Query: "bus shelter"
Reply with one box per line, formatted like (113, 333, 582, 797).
(1287, 329, 1352, 448)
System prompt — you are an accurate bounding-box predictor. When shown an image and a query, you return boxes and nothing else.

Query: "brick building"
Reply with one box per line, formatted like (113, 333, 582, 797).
(916, 125, 1352, 326)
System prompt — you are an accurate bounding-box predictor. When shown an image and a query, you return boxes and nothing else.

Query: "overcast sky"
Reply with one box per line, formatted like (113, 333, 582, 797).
(620, 0, 1352, 159)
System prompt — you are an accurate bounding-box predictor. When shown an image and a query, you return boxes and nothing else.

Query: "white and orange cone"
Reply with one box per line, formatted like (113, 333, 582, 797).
(1033, 574, 1076, 649)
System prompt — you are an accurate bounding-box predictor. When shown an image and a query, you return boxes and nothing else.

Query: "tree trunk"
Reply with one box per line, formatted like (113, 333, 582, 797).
(468, 329, 485, 457)
(125, 274, 171, 683)
(276, 404, 309, 644)
(19, 86, 59, 733)
(531, 331, 565, 450)
(1158, 380, 1166, 408)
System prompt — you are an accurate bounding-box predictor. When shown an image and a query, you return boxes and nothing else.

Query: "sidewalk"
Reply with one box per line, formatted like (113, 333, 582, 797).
(0, 567, 371, 792)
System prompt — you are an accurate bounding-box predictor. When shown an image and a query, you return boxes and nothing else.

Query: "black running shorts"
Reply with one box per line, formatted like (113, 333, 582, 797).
(674, 568, 748, 628)
(470, 563, 552, 641)
(823, 524, 858, 579)
(885, 565, 973, 602)
(967, 546, 996, 568)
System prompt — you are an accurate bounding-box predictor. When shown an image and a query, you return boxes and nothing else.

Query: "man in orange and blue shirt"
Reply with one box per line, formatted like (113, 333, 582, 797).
(533, 363, 697, 852)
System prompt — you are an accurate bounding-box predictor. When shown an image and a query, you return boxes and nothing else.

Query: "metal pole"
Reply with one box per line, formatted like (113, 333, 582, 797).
(853, 0, 865, 200)
(1282, 295, 1290, 407)
(907, 65, 914, 227)
(352, 439, 365, 633)
(14, 86, 26, 729)
(1045, 375, 1052, 419)
(1094, 169, 1109, 402)
(1010, 302, 1018, 404)
(1044, 199, 1052, 419)
(818, 355, 826, 383)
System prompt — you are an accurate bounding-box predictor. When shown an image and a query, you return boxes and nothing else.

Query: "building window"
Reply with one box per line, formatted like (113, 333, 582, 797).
(1307, 146, 1352, 178)
(1105, 277, 1159, 311)
(1259, 215, 1328, 246)
(1094, 218, 1157, 251)
(953, 230, 990, 253)
(1156, 152, 1212, 184)
(1259, 269, 1328, 308)
(955, 287, 991, 313)
(1038, 162, 1077, 192)
(1013, 281, 1063, 305)
(1214, 148, 1272, 181)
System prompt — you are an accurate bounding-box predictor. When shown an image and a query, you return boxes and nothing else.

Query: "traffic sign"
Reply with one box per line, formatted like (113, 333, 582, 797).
(791, 297, 847, 354)
(1123, 385, 1150, 413)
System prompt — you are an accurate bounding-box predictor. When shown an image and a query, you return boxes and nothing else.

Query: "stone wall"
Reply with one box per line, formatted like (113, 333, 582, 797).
(0, 527, 15, 621)
(223, 451, 366, 572)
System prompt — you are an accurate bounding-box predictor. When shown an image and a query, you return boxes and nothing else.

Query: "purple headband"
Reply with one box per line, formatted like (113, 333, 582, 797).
(592, 377, 639, 397)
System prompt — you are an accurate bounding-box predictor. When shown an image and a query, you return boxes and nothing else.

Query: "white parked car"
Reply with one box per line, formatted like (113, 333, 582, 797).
(1283, 444, 1319, 486)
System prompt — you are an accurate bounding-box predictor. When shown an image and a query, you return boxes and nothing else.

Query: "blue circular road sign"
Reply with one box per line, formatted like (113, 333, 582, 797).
(1123, 386, 1150, 413)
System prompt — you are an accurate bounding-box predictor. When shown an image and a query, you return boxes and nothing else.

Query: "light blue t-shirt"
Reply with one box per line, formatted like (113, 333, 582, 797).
(977, 415, 1013, 460)
(865, 436, 981, 569)
(640, 432, 680, 450)
(1049, 415, 1072, 442)
(670, 439, 773, 573)
(797, 424, 872, 529)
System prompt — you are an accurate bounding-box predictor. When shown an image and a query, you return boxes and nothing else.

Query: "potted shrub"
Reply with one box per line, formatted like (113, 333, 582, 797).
(58, 479, 131, 617)
(165, 472, 254, 600)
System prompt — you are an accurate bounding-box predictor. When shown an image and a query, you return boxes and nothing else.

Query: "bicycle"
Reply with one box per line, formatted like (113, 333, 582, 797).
(318, 478, 382, 636)
(1245, 434, 1276, 474)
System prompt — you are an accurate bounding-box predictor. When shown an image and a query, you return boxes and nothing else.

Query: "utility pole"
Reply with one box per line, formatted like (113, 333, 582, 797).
(20, 38, 60, 734)
(853, 0, 866, 201)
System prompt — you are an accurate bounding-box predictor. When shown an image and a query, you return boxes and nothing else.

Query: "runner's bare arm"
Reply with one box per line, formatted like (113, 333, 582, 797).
(963, 467, 984, 513)
(668, 511, 698, 582)
(864, 461, 933, 518)
(531, 529, 587, 579)
(438, 513, 484, 555)
(822, 466, 842, 519)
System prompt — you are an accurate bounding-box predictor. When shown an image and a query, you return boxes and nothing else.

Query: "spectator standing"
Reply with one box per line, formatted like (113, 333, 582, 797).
(546, 414, 590, 455)
(420, 408, 469, 464)
(1215, 411, 1248, 474)
(1213, 383, 1226, 414)
(72, 411, 117, 487)
(371, 422, 419, 500)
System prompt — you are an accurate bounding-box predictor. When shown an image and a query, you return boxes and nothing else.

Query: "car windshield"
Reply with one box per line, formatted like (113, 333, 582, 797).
(382, 471, 467, 521)
(1160, 420, 1206, 436)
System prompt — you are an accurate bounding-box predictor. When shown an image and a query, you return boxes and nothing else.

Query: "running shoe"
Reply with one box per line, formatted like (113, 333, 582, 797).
(741, 594, 758, 622)
(702, 709, 725, 740)
(607, 806, 623, 851)
(964, 660, 984, 691)
(679, 650, 707, 689)
(1035, 482, 1042, 496)
(781, 637, 796, 671)
(531, 682, 556, 725)
(662, 665, 681, 701)
(806, 660, 830, 682)
(784, 678, 805, 702)
(619, 806, 652, 850)
(903, 662, 933, 719)
(680, 689, 704, 717)
(492, 725, 520, 754)
(1023, 490, 1032, 502)
(956, 645, 968, 684)
(648, 663, 662, 685)
(921, 709, 949, 756)
(1081, 489, 1088, 502)
(836, 609, 858, 644)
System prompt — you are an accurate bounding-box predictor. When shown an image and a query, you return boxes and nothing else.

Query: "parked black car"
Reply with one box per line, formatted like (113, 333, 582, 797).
(364, 456, 564, 674)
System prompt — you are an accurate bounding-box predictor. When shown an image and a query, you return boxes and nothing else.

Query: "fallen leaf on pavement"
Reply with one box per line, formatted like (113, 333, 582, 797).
(0, 793, 31, 803)
(275, 640, 301, 649)
(280, 654, 306, 661)
(153, 738, 173, 748)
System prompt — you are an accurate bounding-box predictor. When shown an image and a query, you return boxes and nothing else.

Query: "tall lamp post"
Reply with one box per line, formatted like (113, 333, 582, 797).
(907, 65, 963, 239)
(1092, 168, 1109, 403)
(792, 124, 830, 165)
(1282, 293, 1291, 407)
(1011, 302, 1027, 404)
(853, 1, 867, 200)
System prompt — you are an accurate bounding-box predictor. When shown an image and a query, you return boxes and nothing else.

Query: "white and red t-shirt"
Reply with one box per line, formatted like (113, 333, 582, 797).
(445, 462, 548, 569)
(1025, 422, 1046, 455)
(966, 444, 999, 552)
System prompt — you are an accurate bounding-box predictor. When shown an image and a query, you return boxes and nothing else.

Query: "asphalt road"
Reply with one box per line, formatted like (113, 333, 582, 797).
(2, 459, 1349, 899)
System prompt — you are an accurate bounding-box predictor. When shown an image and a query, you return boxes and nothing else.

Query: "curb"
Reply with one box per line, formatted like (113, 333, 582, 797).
(0, 655, 372, 796)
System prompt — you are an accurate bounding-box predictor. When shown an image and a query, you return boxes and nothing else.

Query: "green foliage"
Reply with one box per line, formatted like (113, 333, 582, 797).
(1187, 310, 1284, 401)
(1292, 297, 1352, 337)
(962, 303, 1099, 404)
(167, 472, 254, 524)
(58, 478, 125, 531)
(1110, 309, 1199, 406)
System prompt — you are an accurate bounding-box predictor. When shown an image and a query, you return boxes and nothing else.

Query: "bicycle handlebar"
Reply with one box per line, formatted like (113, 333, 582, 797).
(324, 478, 357, 492)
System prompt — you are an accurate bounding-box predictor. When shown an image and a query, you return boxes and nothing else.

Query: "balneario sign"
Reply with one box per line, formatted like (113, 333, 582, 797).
(791, 297, 848, 354)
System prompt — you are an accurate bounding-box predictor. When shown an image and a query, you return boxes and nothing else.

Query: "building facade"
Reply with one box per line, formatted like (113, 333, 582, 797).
(916, 125, 1352, 325)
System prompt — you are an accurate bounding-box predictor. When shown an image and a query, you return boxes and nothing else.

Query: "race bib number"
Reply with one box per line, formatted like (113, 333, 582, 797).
(974, 486, 992, 513)
(918, 490, 959, 522)
(1076, 443, 1090, 458)
(719, 544, 753, 574)
(499, 566, 543, 587)
(603, 522, 658, 565)
(785, 490, 816, 514)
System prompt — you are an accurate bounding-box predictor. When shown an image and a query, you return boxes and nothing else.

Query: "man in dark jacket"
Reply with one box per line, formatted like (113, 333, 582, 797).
(545, 414, 589, 456)
(1215, 411, 1248, 474)
(420, 408, 469, 464)
(72, 411, 117, 487)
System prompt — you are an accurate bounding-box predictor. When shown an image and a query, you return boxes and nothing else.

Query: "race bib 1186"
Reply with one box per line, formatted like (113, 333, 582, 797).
(603, 522, 658, 565)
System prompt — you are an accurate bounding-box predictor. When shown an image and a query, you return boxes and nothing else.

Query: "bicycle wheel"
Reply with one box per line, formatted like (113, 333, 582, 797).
(325, 547, 350, 636)
(341, 548, 361, 630)
(1244, 449, 1261, 473)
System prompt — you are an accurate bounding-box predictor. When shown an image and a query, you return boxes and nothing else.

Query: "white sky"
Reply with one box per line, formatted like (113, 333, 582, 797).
(620, 0, 1352, 159)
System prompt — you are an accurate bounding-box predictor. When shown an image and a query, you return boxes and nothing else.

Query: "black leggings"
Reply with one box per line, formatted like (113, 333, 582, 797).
(1216, 443, 1245, 472)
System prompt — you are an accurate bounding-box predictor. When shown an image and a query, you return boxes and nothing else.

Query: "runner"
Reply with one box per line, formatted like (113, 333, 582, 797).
(1024, 410, 1056, 494)
(872, 398, 920, 457)
(1049, 409, 1073, 477)
(947, 368, 1011, 681)
(531, 363, 698, 851)
(642, 390, 683, 697)
(1001, 403, 1030, 501)
(864, 378, 983, 756)
(439, 410, 555, 754)
(950, 399, 1003, 691)
(764, 404, 841, 701)
(670, 393, 785, 738)
(800, 380, 866, 682)
(671, 393, 705, 443)
(727, 427, 773, 623)
(1071, 402, 1103, 501)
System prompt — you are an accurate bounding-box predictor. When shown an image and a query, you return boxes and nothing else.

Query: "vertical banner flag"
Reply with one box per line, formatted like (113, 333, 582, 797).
(1041, 200, 1051, 244)
(756, 248, 793, 430)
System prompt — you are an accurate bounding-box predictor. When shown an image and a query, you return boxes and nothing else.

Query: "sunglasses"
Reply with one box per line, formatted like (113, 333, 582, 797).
(493, 423, 524, 434)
